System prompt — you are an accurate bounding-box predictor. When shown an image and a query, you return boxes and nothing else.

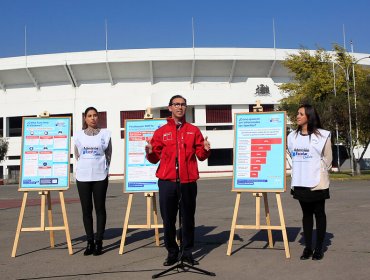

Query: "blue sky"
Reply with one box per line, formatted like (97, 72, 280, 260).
(1, 0, 369, 58)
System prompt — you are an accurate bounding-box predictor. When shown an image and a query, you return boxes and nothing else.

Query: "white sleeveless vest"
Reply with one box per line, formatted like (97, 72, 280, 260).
(74, 129, 111, 182)
(288, 129, 330, 188)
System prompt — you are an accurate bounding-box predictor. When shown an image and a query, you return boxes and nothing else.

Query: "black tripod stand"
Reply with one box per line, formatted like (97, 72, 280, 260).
(152, 130, 215, 278)
(152, 203, 216, 278)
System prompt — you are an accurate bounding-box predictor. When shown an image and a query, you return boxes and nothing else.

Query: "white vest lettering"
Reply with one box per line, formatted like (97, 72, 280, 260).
(288, 129, 330, 188)
(74, 129, 111, 182)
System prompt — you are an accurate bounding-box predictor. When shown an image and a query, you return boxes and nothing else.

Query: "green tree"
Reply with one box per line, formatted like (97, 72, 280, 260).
(278, 45, 370, 174)
(0, 138, 8, 162)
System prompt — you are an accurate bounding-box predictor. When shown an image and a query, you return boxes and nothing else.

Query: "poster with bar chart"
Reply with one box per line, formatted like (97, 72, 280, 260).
(232, 111, 286, 192)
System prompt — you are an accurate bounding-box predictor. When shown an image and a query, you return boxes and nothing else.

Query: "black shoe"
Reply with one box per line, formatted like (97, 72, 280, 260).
(163, 256, 178, 266)
(312, 249, 324, 260)
(181, 254, 199, 265)
(83, 240, 95, 256)
(93, 240, 103, 256)
(300, 248, 313, 260)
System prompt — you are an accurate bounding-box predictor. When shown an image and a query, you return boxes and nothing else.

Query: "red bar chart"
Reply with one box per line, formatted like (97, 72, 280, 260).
(233, 112, 286, 191)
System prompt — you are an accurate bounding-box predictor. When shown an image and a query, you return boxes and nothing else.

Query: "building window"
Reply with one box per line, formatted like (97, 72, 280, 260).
(208, 148, 233, 166)
(120, 110, 145, 138)
(206, 105, 232, 123)
(7, 156, 21, 160)
(7, 116, 36, 137)
(82, 111, 107, 129)
(160, 109, 171, 118)
(98, 112, 107, 128)
(206, 125, 233, 131)
(205, 105, 232, 130)
(249, 104, 275, 112)
(7, 165, 20, 182)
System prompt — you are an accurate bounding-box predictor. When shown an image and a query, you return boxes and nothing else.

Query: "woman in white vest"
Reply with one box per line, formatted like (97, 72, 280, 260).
(288, 104, 332, 261)
(74, 107, 112, 256)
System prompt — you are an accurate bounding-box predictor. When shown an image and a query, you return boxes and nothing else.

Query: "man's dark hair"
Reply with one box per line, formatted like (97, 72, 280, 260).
(168, 95, 187, 106)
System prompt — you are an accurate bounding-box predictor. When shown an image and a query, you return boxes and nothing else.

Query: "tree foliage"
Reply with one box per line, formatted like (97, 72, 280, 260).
(0, 138, 8, 162)
(278, 45, 370, 165)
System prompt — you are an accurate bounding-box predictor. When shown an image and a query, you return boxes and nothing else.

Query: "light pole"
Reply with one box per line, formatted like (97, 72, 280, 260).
(343, 62, 354, 176)
(333, 54, 370, 176)
(332, 62, 341, 172)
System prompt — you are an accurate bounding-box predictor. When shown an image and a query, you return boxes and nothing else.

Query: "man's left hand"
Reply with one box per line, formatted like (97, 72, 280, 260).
(204, 136, 211, 151)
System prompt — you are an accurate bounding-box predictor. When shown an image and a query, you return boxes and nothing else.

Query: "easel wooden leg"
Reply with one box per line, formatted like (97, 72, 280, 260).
(146, 195, 151, 228)
(263, 193, 273, 248)
(152, 193, 160, 246)
(59, 191, 73, 255)
(47, 192, 55, 248)
(119, 193, 133, 254)
(254, 193, 261, 229)
(146, 194, 159, 245)
(227, 192, 241, 256)
(40, 192, 46, 230)
(11, 192, 28, 257)
(276, 193, 290, 258)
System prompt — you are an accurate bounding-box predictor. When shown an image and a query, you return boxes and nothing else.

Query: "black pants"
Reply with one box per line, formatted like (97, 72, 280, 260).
(158, 180, 197, 257)
(299, 199, 326, 250)
(76, 177, 108, 241)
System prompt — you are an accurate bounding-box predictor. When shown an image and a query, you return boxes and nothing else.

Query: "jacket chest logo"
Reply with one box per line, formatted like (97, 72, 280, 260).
(163, 132, 173, 141)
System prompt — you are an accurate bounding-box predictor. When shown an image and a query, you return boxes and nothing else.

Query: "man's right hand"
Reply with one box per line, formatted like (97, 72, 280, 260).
(145, 140, 153, 154)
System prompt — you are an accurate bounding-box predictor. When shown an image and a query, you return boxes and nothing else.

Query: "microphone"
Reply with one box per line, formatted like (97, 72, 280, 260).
(175, 121, 181, 183)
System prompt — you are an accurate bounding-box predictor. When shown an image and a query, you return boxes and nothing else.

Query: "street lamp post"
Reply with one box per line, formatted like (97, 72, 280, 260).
(332, 62, 341, 172)
(344, 65, 354, 176)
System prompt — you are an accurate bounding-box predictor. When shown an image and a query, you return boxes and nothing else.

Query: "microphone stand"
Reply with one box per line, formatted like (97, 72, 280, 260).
(152, 124, 215, 279)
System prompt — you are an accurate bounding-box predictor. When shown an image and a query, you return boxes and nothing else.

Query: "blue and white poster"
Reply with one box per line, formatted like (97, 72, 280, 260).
(124, 119, 167, 193)
(20, 117, 71, 190)
(232, 112, 286, 192)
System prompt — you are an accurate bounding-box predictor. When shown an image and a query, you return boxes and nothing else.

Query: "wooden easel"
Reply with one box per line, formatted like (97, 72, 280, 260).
(119, 108, 163, 254)
(12, 190, 73, 257)
(119, 192, 162, 254)
(11, 112, 73, 257)
(226, 191, 290, 258)
(226, 102, 290, 258)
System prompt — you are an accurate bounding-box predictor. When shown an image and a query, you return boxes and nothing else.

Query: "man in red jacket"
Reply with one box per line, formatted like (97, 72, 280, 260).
(145, 95, 211, 266)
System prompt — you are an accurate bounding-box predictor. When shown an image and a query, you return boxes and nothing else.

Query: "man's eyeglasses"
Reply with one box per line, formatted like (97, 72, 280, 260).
(171, 103, 187, 108)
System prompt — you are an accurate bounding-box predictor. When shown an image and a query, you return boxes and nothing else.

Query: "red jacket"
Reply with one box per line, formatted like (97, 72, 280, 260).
(146, 117, 210, 183)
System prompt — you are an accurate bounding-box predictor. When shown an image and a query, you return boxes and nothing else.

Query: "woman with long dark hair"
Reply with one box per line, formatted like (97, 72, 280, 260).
(288, 104, 332, 260)
(74, 107, 112, 256)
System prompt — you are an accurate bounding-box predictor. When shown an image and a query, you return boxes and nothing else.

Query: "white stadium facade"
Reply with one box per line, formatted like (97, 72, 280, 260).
(1, 48, 370, 182)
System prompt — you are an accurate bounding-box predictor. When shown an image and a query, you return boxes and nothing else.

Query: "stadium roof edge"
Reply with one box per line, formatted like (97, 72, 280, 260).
(0, 48, 369, 89)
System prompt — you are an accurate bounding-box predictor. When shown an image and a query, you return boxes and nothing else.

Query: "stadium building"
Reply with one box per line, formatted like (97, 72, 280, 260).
(1, 48, 369, 182)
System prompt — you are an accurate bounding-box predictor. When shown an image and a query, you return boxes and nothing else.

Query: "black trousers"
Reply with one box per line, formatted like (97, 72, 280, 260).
(76, 177, 108, 241)
(299, 199, 327, 250)
(158, 180, 197, 257)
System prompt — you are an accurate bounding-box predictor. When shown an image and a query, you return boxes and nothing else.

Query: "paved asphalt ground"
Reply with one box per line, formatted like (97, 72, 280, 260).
(0, 178, 369, 280)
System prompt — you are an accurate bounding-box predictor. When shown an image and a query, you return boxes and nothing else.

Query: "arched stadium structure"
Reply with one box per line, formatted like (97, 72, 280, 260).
(1, 48, 370, 182)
